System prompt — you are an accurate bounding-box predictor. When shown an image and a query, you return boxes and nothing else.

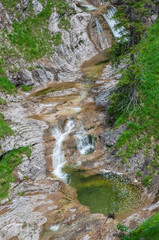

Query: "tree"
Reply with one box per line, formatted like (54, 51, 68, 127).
(109, 0, 155, 115)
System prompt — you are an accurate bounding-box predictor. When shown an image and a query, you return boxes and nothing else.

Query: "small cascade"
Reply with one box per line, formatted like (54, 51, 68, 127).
(76, 132, 95, 155)
(103, 6, 126, 39)
(95, 18, 109, 50)
(52, 119, 75, 179)
(77, 0, 97, 11)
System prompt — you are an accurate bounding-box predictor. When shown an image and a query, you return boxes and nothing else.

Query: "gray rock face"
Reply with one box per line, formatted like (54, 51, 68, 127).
(0, 3, 12, 30)
(17, 68, 34, 86)
(99, 125, 126, 147)
(32, 0, 43, 15)
(22, 0, 30, 10)
(95, 88, 112, 107)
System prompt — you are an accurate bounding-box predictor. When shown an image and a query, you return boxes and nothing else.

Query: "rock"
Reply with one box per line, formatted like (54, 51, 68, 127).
(49, 11, 60, 33)
(21, 0, 30, 11)
(17, 68, 34, 86)
(0, 3, 12, 30)
(32, 0, 43, 15)
(99, 125, 126, 147)
(95, 88, 112, 107)
(151, 14, 158, 23)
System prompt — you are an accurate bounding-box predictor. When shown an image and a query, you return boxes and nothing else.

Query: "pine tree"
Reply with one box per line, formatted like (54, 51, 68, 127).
(109, 0, 155, 114)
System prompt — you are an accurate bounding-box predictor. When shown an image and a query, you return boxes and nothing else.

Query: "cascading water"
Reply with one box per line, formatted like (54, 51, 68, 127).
(95, 18, 110, 50)
(52, 119, 75, 180)
(78, 0, 97, 11)
(103, 6, 126, 39)
(76, 133, 95, 155)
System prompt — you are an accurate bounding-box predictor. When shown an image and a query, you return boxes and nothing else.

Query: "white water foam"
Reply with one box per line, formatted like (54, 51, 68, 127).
(52, 119, 75, 180)
(103, 6, 127, 40)
(75, 132, 95, 155)
(96, 18, 110, 49)
(50, 224, 60, 231)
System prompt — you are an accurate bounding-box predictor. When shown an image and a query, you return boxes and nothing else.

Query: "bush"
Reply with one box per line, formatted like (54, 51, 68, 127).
(120, 212, 159, 240)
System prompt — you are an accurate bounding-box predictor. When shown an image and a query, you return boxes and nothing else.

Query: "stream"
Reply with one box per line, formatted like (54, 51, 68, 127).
(29, 0, 140, 223)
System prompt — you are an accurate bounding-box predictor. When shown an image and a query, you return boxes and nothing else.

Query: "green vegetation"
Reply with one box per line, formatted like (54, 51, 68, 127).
(1, 0, 21, 12)
(117, 223, 129, 235)
(21, 85, 33, 92)
(0, 0, 75, 73)
(0, 76, 16, 93)
(8, 16, 55, 61)
(0, 113, 13, 139)
(59, 16, 71, 30)
(120, 211, 159, 240)
(0, 146, 31, 200)
(109, 19, 159, 177)
(0, 97, 6, 105)
(141, 171, 155, 186)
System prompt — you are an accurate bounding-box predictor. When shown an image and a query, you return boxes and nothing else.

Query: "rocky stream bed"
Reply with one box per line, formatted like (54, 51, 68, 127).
(0, 1, 159, 240)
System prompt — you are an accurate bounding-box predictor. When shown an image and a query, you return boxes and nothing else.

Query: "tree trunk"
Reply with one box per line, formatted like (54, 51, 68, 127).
(129, 6, 135, 64)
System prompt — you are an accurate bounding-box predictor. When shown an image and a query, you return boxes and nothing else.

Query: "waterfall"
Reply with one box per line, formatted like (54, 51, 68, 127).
(76, 132, 95, 155)
(103, 6, 126, 39)
(78, 0, 97, 11)
(52, 119, 75, 179)
(96, 18, 109, 50)
(81, 4, 97, 11)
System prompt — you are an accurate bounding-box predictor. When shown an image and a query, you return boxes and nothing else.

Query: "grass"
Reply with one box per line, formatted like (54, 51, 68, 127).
(120, 211, 159, 240)
(110, 19, 159, 173)
(58, 16, 71, 30)
(1, 0, 21, 12)
(0, 0, 75, 73)
(6, 0, 74, 61)
(0, 76, 16, 93)
(21, 85, 33, 92)
(0, 146, 31, 200)
(0, 113, 13, 139)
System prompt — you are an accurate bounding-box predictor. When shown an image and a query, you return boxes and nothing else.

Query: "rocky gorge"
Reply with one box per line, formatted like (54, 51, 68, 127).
(0, 0, 159, 240)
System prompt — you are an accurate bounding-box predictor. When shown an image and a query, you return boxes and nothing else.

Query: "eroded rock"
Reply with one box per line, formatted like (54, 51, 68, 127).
(99, 125, 126, 147)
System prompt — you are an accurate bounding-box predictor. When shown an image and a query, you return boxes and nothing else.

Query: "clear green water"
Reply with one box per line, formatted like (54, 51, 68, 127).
(63, 166, 140, 216)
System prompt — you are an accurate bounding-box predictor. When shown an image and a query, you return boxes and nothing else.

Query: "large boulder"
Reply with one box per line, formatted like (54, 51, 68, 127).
(99, 125, 126, 147)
